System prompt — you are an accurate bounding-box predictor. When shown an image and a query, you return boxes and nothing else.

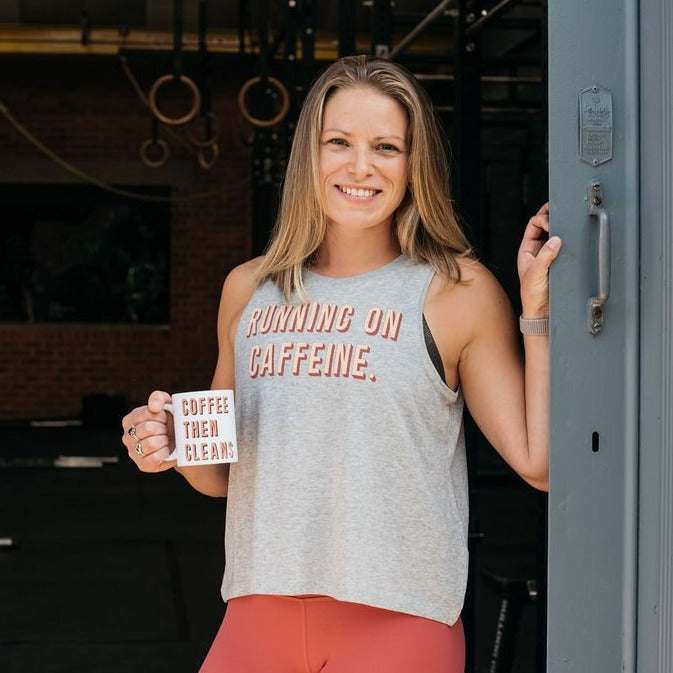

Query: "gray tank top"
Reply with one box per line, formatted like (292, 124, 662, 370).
(223, 254, 468, 626)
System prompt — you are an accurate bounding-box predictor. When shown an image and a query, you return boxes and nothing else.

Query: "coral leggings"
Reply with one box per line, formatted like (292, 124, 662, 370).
(198, 594, 465, 673)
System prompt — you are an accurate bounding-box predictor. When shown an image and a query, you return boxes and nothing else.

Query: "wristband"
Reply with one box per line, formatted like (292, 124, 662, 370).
(519, 316, 549, 336)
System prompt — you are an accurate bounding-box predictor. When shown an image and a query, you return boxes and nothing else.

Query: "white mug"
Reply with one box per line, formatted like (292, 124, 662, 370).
(163, 390, 238, 467)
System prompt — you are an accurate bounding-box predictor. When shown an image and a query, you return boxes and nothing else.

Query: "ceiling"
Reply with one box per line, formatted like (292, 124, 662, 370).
(0, 0, 543, 64)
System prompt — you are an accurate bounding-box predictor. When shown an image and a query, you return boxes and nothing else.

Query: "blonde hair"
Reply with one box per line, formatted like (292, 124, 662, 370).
(255, 54, 473, 300)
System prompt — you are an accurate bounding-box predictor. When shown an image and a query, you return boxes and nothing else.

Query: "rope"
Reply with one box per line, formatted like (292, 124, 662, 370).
(0, 97, 235, 203)
(173, 0, 185, 77)
(193, 0, 220, 152)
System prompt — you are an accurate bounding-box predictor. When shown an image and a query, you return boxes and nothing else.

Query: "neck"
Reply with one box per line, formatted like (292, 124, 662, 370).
(311, 226, 401, 278)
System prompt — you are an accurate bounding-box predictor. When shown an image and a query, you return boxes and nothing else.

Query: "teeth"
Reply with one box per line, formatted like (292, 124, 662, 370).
(340, 186, 377, 197)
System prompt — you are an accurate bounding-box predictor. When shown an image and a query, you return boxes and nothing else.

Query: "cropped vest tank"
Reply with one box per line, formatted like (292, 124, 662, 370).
(223, 254, 468, 626)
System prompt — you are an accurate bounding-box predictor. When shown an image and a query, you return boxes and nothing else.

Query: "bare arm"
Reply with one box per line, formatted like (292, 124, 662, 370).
(516, 203, 561, 488)
(426, 204, 561, 491)
(121, 260, 260, 497)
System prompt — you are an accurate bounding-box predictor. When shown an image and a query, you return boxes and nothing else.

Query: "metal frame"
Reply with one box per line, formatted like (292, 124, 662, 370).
(638, 2, 673, 671)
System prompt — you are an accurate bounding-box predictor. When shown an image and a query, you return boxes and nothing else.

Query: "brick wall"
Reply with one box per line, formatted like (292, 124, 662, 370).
(0, 53, 254, 420)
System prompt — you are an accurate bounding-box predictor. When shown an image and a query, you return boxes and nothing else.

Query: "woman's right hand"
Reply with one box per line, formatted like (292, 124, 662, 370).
(121, 390, 177, 472)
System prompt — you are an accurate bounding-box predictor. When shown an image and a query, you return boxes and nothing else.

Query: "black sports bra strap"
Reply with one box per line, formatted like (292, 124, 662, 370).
(422, 314, 446, 385)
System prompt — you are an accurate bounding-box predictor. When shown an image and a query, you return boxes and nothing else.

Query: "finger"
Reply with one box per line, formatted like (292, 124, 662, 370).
(528, 236, 562, 275)
(145, 454, 178, 473)
(523, 213, 550, 239)
(121, 408, 150, 437)
(522, 203, 550, 241)
(130, 419, 171, 441)
(130, 444, 177, 473)
(520, 223, 549, 258)
(121, 417, 170, 453)
(148, 390, 171, 414)
(129, 433, 171, 457)
(146, 452, 178, 472)
(520, 236, 563, 315)
(121, 409, 140, 434)
(121, 406, 152, 442)
(518, 234, 546, 266)
(125, 422, 171, 448)
(519, 236, 545, 259)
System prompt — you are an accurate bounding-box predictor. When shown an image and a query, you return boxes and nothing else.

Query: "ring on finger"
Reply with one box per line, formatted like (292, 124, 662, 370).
(127, 425, 137, 437)
(135, 441, 145, 456)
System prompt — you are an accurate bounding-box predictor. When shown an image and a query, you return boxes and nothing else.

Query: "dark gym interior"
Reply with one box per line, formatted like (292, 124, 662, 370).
(1, 2, 547, 671)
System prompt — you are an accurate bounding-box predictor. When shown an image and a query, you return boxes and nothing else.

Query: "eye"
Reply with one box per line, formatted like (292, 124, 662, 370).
(325, 137, 348, 147)
(376, 142, 401, 153)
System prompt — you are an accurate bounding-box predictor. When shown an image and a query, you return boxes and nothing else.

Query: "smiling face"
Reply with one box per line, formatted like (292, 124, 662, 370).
(318, 85, 409, 237)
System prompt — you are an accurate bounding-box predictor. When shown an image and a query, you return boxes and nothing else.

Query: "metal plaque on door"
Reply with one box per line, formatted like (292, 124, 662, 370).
(579, 85, 613, 165)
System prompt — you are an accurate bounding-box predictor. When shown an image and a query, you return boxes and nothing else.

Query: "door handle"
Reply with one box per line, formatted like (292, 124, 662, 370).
(587, 181, 610, 334)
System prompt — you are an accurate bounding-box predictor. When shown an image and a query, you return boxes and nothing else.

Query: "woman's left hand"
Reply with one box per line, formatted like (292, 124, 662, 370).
(517, 202, 562, 318)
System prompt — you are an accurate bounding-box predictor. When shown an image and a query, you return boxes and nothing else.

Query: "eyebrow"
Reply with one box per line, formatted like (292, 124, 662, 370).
(321, 128, 407, 142)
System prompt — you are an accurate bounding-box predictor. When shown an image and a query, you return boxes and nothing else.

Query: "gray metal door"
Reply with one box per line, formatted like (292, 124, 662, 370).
(547, 0, 639, 671)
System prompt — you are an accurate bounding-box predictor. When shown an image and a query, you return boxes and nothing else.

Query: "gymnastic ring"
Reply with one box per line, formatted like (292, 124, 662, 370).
(186, 111, 221, 148)
(197, 142, 219, 170)
(237, 76, 290, 128)
(140, 138, 170, 168)
(148, 74, 201, 126)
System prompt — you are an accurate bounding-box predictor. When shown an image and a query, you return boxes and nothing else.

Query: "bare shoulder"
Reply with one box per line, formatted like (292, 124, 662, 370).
(431, 257, 510, 308)
(223, 256, 263, 291)
(422, 257, 512, 387)
(220, 256, 264, 310)
(426, 257, 515, 343)
(457, 258, 517, 350)
(216, 256, 266, 345)
(458, 257, 511, 305)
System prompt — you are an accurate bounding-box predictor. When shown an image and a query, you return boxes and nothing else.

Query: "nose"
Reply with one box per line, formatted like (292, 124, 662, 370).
(348, 145, 374, 178)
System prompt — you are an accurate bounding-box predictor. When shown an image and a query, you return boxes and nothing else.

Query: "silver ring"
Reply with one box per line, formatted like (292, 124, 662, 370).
(127, 425, 137, 437)
(135, 441, 144, 456)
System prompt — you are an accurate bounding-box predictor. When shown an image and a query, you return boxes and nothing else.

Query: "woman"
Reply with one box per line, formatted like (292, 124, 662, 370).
(122, 55, 560, 673)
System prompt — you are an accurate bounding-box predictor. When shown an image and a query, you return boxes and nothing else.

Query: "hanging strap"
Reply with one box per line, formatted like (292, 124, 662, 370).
(172, 0, 184, 79)
(257, 0, 270, 81)
(198, 0, 212, 129)
(147, 0, 200, 126)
